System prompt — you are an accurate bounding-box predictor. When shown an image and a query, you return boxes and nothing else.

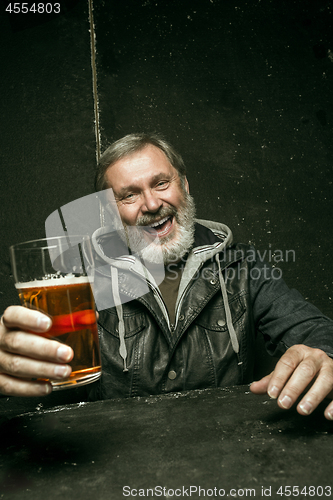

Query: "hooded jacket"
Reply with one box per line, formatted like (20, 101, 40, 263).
(87, 220, 333, 401)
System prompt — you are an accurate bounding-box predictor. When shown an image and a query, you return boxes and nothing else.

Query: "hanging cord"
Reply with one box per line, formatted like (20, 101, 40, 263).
(215, 255, 242, 366)
(111, 266, 128, 372)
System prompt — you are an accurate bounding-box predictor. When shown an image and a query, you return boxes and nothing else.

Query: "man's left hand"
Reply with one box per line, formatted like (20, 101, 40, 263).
(250, 344, 333, 420)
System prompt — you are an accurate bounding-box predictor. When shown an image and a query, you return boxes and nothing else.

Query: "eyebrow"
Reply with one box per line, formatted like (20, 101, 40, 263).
(116, 173, 173, 198)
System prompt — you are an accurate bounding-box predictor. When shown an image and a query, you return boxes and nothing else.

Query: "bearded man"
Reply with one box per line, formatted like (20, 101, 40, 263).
(1, 133, 333, 420)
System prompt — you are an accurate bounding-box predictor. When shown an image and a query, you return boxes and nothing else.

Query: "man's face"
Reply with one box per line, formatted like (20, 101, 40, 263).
(104, 145, 195, 264)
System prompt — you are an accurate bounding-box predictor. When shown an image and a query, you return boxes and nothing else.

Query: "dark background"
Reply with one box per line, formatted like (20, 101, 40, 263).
(1, 0, 332, 320)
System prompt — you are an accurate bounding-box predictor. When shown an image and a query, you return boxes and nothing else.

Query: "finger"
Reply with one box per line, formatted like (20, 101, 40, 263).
(266, 346, 305, 400)
(276, 360, 319, 411)
(2, 306, 52, 333)
(250, 373, 273, 394)
(0, 350, 72, 382)
(324, 398, 333, 421)
(0, 330, 73, 363)
(296, 365, 333, 416)
(0, 373, 52, 397)
(274, 349, 328, 412)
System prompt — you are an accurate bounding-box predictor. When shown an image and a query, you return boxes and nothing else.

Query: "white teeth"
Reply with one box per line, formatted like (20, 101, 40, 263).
(148, 216, 169, 228)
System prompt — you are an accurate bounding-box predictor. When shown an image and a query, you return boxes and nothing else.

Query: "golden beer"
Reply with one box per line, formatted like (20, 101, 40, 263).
(16, 277, 101, 389)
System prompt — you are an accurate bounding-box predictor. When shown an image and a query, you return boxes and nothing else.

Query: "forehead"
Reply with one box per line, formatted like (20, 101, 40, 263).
(105, 145, 176, 188)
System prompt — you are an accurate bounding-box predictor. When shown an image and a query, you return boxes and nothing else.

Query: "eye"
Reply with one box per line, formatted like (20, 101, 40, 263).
(121, 192, 137, 204)
(156, 180, 169, 189)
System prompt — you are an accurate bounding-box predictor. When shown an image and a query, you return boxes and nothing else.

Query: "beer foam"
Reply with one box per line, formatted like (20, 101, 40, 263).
(15, 276, 93, 289)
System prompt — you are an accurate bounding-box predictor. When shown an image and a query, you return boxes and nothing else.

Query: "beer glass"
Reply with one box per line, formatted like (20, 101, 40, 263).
(10, 236, 101, 390)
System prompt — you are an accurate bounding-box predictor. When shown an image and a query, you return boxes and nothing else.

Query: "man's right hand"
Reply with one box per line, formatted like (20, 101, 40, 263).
(0, 306, 73, 397)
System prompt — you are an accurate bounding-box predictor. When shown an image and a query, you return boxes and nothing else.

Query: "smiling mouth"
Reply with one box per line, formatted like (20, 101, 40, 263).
(143, 216, 174, 238)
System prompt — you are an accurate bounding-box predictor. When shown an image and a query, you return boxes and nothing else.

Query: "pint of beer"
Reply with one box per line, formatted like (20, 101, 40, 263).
(10, 236, 101, 390)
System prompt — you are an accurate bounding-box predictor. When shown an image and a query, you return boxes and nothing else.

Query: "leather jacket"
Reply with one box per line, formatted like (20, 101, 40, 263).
(87, 220, 333, 401)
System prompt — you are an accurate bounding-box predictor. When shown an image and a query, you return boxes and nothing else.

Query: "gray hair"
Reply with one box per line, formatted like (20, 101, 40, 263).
(95, 133, 186, 191)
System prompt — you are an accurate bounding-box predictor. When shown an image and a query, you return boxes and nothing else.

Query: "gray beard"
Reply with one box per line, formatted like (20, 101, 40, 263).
(123, 191, 196, 265)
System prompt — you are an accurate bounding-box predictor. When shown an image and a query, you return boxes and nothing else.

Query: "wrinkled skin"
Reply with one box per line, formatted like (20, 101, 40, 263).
(250, 344, 333, 419)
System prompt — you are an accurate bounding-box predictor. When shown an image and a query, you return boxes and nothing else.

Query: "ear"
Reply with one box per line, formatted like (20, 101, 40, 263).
(183, 176, 190, 194)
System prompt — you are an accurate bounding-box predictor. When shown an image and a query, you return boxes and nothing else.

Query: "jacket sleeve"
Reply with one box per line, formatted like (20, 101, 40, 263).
(246, 248, 333, 358)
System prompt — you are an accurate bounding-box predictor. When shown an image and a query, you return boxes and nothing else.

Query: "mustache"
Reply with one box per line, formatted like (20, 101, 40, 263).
(136, 206, 177, 227)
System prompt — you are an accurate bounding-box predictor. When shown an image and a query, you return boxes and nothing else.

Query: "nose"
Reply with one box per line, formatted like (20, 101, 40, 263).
(141, 190, 163, 214)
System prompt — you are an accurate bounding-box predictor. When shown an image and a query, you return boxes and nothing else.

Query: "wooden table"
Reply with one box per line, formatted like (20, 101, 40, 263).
(0, 386, 332, 499)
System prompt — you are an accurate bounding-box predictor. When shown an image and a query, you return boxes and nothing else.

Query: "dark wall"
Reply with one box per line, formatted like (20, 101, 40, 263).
(1, 0, 333, 323)
(0, 0, 96, 308)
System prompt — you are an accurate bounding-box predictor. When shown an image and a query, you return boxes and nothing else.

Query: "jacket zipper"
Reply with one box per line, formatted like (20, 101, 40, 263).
(151, 284, 171, 330)
(173, 262, 204, 329)
(119, 251, 243, 334)
(130, 267, 172, 330)
(173, 253, 244, 330)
